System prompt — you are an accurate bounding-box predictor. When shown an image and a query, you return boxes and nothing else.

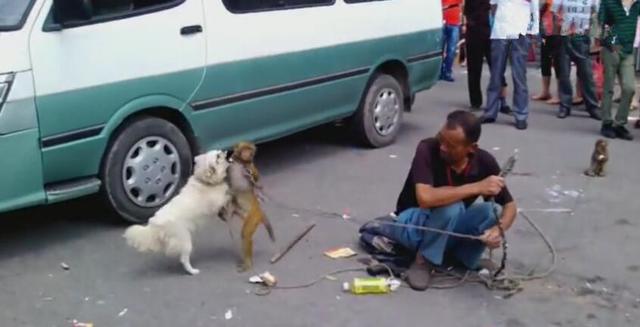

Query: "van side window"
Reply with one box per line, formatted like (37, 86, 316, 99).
(344, 0, 388, 3)
(93, 0, 177, 17)
(45, 0, 185, 31)
(222, 0, 334, 14)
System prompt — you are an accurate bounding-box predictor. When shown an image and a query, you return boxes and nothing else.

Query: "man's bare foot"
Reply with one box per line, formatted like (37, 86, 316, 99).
(572, 97, 584, 105)
(531, 93, 551, 101)
(546, 97, 560, 105)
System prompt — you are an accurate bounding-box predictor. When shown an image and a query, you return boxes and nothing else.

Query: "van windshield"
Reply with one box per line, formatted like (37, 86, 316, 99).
(0, 0, 33, 31)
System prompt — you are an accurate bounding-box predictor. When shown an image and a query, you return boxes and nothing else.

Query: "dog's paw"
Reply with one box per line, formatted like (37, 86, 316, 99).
(186, 268, 200, 275)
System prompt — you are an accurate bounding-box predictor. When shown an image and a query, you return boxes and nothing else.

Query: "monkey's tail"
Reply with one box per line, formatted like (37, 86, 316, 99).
(262, 215, 276, 242)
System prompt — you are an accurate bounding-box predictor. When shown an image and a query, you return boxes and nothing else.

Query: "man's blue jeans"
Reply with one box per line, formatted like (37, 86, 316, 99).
(485, 36, 530, 122)
(441, 24, 460, 79)
(391, 202, 498, 269)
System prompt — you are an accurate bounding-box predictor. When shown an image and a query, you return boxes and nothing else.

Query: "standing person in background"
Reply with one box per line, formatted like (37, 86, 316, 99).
(551, 0, 602, 120)
(631, 17, 640, 122)
(532, 0, 561, 104)
(464, 0, 511, 112)
(483, 0, 540, 130)
(441, 0, 464, 82)
(598, 0, 639, 140)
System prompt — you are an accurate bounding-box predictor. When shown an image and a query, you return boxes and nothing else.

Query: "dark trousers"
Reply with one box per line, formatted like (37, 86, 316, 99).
(486, 36, 530, 121)
(553, 35, 599, 112)
(466, 32, 507, 108)
(466, 32, 491, 108)
(540, 35, 558, 77)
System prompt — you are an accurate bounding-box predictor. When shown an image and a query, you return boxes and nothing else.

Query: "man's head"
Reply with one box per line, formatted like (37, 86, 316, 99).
(437, 110, 481, 165)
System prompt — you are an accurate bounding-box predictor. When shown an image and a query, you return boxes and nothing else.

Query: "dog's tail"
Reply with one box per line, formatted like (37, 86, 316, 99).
(262, 216, 276, 242)
(123, 224, 163, 253)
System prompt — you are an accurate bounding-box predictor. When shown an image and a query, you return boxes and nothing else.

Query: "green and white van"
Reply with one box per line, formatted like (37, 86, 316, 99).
(0, 0, 442, 222)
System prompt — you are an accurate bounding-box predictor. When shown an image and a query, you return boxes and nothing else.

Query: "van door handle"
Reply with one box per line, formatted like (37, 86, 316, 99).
(180, 25, 203, 35)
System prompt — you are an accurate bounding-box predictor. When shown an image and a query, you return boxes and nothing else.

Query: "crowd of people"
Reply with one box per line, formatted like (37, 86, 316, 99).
(440, 0, 640, 140)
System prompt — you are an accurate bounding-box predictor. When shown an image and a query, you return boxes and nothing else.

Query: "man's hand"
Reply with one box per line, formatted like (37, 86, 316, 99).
(480, 226, 502, 249)
(474, 176, 505, 197)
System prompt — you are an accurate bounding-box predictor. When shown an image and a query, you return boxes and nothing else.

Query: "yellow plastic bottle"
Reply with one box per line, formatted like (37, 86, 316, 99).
(342, 277, 390, 294)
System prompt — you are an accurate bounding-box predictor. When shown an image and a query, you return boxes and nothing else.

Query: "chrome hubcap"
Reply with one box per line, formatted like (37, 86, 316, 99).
(122, 136, 180, 208)
(372, 88, 400, 136)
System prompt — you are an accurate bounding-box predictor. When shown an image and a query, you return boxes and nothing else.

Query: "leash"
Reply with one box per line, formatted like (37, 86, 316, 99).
(490, 152, 517, 277)
(257, 152, 565, 295)
(260, 194, 557, 294)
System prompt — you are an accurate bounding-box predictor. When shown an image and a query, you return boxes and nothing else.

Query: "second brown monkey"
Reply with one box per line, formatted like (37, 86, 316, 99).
(223, 141, 275, 272)
(584, 139, 608, 177)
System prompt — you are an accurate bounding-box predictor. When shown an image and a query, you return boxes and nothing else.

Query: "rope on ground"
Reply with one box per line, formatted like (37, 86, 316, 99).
(253, 267, 366, 296)
(261, 194, 558, 295)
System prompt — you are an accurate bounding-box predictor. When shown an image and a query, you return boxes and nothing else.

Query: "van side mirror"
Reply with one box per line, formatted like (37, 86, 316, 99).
(52, 0, 93, 27)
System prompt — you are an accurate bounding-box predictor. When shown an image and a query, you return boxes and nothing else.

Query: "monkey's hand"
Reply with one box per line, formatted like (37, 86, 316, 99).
(242, 169, 260, 187)
(256, 188, 267, 203)
(219, 200, 239, 222)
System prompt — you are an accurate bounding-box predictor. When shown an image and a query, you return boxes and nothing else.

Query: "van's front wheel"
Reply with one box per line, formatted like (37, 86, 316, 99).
(101, 117, 193, 224)
(353, 74, 405, 147)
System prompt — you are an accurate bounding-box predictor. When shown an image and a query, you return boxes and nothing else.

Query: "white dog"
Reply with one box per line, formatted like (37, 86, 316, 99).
(123, 150, 230, 275)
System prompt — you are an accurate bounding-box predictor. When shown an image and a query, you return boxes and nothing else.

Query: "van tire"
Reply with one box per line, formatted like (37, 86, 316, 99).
(101, 117, 193, 224)
(353, 74, 405, 148)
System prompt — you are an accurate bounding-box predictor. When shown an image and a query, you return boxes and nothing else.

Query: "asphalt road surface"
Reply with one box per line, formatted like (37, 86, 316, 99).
(1, 68, 639, 327)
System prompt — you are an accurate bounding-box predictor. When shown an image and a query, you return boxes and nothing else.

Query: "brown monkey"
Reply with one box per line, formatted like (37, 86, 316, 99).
(584, 139, 608, 177)
(222, 141, 275, 272)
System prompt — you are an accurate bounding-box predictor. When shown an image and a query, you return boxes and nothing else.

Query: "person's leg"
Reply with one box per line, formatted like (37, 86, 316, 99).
(402, 203, 465, 290)
(490, 41, 511, 113)
(510, 36, 530, 127)
(391, 204, 464, 264)
(442, 24, 460, 81)
(553, 36, 574, 118)
(466, 34, 486, 108)
(570, 36, 601, 119)
(446, 202, 498, 270)
(614, 51, 636, 140)
(574, 79, 584, 104)
(533, 36, 553, 100)
(601, 47, 619, 138)
(414, 203, 465, 265)
(440, 26, 451, 79)
(459, 27, 467, 66)
(499, 74, 512, 114)
(546, 36, 562, 105)
(485, 39, 509, 121)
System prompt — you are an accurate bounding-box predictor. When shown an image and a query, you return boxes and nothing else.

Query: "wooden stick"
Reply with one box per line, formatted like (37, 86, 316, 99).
(270, 223, 316, 264)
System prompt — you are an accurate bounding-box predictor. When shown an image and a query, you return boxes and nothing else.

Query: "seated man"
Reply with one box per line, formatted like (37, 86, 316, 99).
(363, 110, 517, 291)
